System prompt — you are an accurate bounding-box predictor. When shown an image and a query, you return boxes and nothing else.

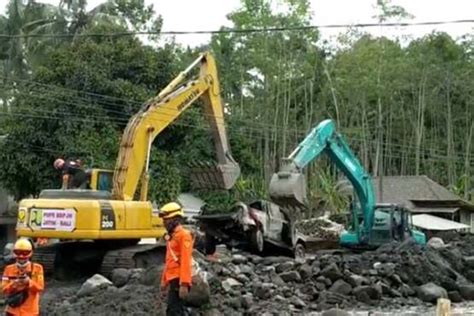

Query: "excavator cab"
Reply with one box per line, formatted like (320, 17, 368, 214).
(341, 204, 426, 248)
(87, 169, 114, 191)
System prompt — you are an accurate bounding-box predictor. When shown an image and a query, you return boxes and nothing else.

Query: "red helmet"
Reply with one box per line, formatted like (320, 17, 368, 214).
(13, 238, 33, 261)
(54, 158, 65, 170)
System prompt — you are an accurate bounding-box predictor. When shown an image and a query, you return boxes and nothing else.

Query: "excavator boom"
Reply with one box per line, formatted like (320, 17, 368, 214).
(269, 119, 375, 236)
(112, 52, 240, 200)
(269, 119, 425, 247)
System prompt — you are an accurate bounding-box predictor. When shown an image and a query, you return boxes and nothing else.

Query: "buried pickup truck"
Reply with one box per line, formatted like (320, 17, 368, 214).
(195, 200, 306, 259)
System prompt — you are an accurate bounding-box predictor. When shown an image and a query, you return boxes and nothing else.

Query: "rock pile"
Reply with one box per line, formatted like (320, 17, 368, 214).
(39, 236, 474, 315)
(296, 217, 344, 240)
(41, 267, 165, 316)
(197, 238, 474, 314)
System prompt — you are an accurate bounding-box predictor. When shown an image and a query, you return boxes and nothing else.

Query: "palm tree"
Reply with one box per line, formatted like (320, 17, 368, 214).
(1, 0, 65, 79)
(0, 0, 67, 112)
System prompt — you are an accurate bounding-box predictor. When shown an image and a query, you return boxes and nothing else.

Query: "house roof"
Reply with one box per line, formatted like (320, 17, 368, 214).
(372, 175, 461, 204)
(411, 207, 460, 214)
(338, 175, 474, 212)
(412, 214, 470, 231)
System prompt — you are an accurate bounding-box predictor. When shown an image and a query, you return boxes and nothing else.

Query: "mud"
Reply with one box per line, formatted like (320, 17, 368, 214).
(41, 280, 163, 316)
(25, 234, 474, 315)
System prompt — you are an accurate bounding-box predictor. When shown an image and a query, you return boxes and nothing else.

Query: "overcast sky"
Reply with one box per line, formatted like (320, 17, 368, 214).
(1, 0, 473, 46)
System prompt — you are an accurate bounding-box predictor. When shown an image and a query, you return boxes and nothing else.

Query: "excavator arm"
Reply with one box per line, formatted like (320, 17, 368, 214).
(269, 119, 375, 239)
(112, 52, 240, 201)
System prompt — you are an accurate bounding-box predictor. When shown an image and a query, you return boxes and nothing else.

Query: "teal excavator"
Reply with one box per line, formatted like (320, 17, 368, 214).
(269, 119, 426, 248)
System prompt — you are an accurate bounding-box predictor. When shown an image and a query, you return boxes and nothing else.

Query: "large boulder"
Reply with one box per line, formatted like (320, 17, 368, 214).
(276, 261, 295, 273)
(184, 275, 211, 307)
(353, 285, 381, 302)
(279, 271, 301, 283)
(347, 274, 369, 288)
(427, 237, 445, 249)
(77, 274, 113, 297)
(464, 256, 474, 269)
(459, 284, 474, 300)
(298, 264, 312, 280)
(329, 280, 352, 296)
(221, 278, 242, 292)
(416, 283, 448, 303)
(231, 254, 248, 264)
(321, 263, 343, 282)
(111, 268, 131, 287)
(448, 291, 463, 303)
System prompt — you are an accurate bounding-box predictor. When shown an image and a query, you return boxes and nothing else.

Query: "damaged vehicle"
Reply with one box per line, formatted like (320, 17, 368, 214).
(195, 200, 306, 259)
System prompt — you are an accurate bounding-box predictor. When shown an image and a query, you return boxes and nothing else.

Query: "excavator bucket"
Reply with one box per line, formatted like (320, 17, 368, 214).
(189, 161, 241, 190)
(269, 170, 307, 207)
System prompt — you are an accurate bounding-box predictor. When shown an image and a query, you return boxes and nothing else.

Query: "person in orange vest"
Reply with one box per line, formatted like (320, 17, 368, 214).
(159, 202, 193, 316)
(2, 238, 44, 316)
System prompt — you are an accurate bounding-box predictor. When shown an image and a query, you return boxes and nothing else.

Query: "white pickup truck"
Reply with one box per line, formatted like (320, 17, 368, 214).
(195, 200, 306, 259)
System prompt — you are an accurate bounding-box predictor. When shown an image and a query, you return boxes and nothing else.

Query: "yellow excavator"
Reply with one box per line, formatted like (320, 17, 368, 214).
(15, 52, 240, 277)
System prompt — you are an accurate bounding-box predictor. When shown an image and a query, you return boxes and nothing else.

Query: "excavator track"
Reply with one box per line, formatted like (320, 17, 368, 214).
(29, 241, 166, 279)
(100, 243, 166, 276)
(31, 245, 56, 276)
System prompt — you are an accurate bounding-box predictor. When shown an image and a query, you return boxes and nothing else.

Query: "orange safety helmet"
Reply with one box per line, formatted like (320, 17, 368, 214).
(54, 158, 65, 170)
(13, 238, 33, 260)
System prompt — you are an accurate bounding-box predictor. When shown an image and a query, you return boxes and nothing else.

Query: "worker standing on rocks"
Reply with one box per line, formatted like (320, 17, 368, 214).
(159, 202, 194, 316)
(1, 238, 44, 316)
(53, 158, 88, 189)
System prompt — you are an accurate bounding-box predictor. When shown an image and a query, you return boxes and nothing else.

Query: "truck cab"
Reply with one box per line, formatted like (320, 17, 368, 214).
(196, 200, 306, 259)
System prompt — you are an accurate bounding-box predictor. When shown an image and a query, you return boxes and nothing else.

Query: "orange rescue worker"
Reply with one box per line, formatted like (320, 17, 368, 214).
(2, 238, 44, 316)
(159, 202, 193, 316)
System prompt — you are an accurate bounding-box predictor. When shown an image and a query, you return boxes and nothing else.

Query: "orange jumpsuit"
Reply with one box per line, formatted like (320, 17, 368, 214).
(161, 225, 193, 287)
(2, 262, 44, 316)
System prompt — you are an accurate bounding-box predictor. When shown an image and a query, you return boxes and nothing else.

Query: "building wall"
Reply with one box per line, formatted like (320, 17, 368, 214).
(459, 209, 474, 234)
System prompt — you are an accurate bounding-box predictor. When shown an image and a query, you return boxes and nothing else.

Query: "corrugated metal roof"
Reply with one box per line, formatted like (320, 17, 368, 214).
(373, 175, 461, 203)
(412, 214, 470, 231)
(411, 207, 459, 214)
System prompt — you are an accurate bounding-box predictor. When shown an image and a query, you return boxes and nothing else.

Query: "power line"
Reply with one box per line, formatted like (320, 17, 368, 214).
(1, 19, 474, 39)
(3, 80, 474, 163)
(2, 107, 474, 166)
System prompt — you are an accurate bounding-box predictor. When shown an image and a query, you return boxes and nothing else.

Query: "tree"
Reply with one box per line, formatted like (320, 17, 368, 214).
(59, 0, 162, 36)
(0, 0, 65, 112)
(0, 21, 177, 200)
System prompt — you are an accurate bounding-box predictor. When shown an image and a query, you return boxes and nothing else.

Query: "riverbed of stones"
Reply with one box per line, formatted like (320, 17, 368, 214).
(39, 236, 474, 315)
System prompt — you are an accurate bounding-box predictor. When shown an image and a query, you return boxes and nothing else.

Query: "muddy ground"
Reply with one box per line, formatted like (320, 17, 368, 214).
(6, 233, 474, 315)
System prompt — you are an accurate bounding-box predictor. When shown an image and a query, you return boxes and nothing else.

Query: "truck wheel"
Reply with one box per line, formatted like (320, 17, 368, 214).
(294, 242, 305, 260)
(249, 228, 264, 254)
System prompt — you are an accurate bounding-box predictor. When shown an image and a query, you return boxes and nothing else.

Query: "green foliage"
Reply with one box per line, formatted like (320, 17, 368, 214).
(147, 149, 181, 206)
(0, 18, 177, 200)
(308, 167, 350, 215)
(0, 0, 473, 214)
